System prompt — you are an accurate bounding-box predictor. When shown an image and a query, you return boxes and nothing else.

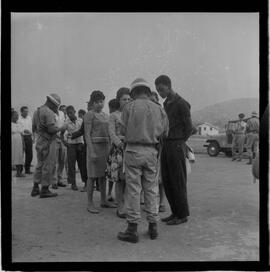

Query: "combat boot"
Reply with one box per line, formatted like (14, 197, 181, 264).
(40, 186, 58, 198)
(117, 223, 139, 243)
(148, 222, 158, 240)
(31, 183, 40, 197)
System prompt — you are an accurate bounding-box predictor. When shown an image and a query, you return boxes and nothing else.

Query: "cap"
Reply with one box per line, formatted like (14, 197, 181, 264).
(47, 93, 61, 107)
(251, 111, 258, 117)
(130, 78, 151, 97)
(238, 113, 245, 118)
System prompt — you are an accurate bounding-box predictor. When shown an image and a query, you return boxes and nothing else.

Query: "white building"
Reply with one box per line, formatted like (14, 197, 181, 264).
(197, 122, 219, 136)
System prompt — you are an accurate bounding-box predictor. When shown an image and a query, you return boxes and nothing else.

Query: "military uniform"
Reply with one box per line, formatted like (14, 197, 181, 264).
(246, 114, 259, 163)
(32, 105, 58, 187)
(232, 117, 246, 161)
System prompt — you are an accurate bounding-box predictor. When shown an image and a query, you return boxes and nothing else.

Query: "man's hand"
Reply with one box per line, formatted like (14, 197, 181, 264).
(117, 141, 124, 150)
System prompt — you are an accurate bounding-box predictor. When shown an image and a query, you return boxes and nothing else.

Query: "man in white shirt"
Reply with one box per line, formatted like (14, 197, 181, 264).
(18, 106, 33, 174)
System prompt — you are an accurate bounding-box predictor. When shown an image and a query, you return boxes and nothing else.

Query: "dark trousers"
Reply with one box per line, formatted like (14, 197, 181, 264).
(23, 135, 33, 172)
(161, 139, 189, 219)
(67, 143, 87, 185)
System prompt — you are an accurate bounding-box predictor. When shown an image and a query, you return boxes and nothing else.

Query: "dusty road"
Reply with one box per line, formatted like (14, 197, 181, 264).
(12, 153, 259, 262)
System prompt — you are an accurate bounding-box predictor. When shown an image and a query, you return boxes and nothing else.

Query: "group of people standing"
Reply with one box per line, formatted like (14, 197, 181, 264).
(231, 111, 259, 164)
(12, 75, 194, 243)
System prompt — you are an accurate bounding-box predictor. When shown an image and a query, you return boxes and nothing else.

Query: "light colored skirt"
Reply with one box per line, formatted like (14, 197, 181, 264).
(12, 133, 24, 165)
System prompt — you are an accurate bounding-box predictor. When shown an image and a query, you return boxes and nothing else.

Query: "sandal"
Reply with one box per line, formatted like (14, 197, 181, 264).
(87, 206, 99, 214)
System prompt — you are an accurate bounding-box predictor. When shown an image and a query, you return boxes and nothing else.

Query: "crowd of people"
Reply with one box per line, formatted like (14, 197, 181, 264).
(15, 74, 258, 244)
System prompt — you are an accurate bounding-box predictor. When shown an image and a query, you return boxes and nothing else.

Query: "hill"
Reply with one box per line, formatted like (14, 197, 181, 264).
(191, 98, 259, 130)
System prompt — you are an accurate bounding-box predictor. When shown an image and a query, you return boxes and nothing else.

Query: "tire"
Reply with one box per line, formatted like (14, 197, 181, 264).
(207, 142, 220, 157)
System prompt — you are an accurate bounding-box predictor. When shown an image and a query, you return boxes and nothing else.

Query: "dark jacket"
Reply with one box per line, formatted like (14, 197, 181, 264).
(163, 92, 193, 141)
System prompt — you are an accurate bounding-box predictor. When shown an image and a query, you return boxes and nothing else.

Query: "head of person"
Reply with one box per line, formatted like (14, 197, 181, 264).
(59, 105, 67, 114)
(66, 105, 76, 121)
(155, 75, 172, 99)
(251, 111, 258, 118)
(238, 113, 245, 120)
(89, 90, 105, 112)
(12, 110, 19, 123)
(130, 78, 152, 100)
(46, 93, 61, 112)
(150, 91, 159, 103)
(20, 106, 29, 118)
(87, 101, 93, 111)
(108, 98, 120, 114)
(116, 87, 131, 110)
(78, 109, 86, 118)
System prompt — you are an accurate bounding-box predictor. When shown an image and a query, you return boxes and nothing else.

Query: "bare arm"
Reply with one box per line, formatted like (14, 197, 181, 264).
(84, 112, 97, 158)
(109, 113, 122, 147)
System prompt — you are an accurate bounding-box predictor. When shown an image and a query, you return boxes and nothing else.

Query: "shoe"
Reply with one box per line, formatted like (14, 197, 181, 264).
(25, 171, 33, 174)
(237, 158, 242, 162)
(116, 210, 126, 219)
(159, 205, 166, 212)
(40, 187, 58, 198)
(52, 184, 58, 189)
(80, 186, 87, 192)
(31, 184, 40, 197)
(148, 223, 158, 240)
(246, 157, 252, 165)
(71, 184, 78, 191)
(117, 223, 139, 243)
(231, 157, 237, 161)
(101, 202, 117, 208)
(166, 217, 188, 225)
(107, 196, 114, 202)
(57, 181, 67, 187)
(161, 214, 175, 222)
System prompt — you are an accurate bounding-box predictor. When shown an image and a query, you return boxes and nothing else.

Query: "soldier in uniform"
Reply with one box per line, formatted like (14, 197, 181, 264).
(245, 111, 259, 164)
(117, 78, 169, 243)
(31, 93, 65, 198)
(231, 113, 247, 162)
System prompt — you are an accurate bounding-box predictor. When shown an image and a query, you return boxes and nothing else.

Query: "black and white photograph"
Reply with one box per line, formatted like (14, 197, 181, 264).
(7, 11, 265, 265)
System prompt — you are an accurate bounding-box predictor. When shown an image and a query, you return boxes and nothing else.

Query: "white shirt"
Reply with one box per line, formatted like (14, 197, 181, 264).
(18, 115, 32, 135)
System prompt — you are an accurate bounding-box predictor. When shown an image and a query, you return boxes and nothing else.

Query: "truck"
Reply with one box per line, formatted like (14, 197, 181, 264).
(203, 118, 250, 157)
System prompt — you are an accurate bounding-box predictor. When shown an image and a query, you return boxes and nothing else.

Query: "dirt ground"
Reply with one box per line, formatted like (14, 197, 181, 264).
(11, 148, 259, 262)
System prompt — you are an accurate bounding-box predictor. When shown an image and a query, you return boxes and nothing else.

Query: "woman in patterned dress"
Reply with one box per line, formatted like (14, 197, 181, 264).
(106, 88, 131, 218)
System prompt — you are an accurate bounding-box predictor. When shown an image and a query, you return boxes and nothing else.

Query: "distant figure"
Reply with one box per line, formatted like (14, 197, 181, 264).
(12, 111, 25, 177)
(117, 78, 168, 243)
(31, 93, 65, 198)
(155, 75, 193, 225)
(78, 109, 86, 120)
(18, 106, 33, 174)
(245, 111, 259, 164)
(231, 113, 246, 162)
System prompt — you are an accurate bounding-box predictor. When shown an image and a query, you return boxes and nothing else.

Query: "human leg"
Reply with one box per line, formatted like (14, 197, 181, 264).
(67, 144, 77, 190)
(24, 135, 33, 173)
(86, 177, 99, 213)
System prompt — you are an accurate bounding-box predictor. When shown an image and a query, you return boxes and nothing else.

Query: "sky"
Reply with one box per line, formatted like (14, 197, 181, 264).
(11, 13, 259, 115)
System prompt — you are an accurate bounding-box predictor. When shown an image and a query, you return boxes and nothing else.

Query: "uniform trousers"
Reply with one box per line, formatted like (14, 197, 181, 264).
(161, 139, 189, 219)
(246, 132, 259, 158)
(124, 145, 159, 224)
(33, 135, 57, 186)
(232, 134, 246, 158)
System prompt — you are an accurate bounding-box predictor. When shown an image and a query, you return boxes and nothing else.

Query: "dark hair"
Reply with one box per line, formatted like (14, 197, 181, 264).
(20, 106, 28, 113)
(131, 86, 151, 99)
(151, 91, 159, 102)
(116, 87, 130, 100)
(90, 90, 105, 104)
(155, 75, 171, 88)
(12, 110, 18, 118)
(108, 99, 120, 111)
(66, 105, 75, 112)
(59, 105, 66, 110)
(78, 109, 86, 115)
